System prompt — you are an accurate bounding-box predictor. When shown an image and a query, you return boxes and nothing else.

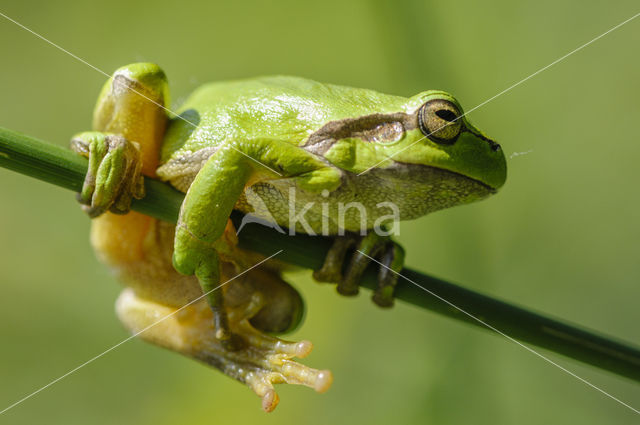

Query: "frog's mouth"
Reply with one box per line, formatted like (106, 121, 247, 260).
(359, 162, 496, 220)
(393, 161, 497, 192)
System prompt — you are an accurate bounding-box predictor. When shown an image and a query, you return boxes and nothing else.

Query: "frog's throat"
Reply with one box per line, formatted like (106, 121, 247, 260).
(357, 161, 496, 221)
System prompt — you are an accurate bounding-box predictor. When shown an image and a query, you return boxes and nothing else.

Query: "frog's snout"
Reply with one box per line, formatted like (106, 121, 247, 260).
(462, 130, 507, 190)
(490, 144, 508, 190)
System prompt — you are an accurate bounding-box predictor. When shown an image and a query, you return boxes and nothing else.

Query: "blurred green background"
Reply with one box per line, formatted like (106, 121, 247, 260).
(1, 1, 639, 424)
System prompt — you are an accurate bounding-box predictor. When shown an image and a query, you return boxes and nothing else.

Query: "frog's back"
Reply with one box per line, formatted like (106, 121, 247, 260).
(161, 76, 409, 162)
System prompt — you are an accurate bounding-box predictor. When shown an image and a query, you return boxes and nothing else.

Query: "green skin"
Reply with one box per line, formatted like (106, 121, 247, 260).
(74, 63, 506, 346)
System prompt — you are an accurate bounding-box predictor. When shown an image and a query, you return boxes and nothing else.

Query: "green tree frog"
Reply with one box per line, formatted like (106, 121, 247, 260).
(71, 63, 506, 412)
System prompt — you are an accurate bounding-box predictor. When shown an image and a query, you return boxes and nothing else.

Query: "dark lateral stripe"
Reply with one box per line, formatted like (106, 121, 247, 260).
(303, 112, 417, 153)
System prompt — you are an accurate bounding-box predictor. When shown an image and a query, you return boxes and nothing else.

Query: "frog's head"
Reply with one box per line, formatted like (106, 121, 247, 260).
(314, 91, 507, 219)
(394, 90, 507, 190)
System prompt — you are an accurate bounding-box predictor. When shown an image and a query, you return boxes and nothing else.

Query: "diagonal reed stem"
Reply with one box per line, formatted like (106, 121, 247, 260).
(1, 125, 639, 382)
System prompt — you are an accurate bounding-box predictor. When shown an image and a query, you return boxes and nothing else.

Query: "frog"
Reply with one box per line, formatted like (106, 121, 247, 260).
(71, 63, 506, 412)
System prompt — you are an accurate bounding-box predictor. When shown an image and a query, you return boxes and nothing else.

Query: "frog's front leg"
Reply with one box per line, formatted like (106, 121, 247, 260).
(172, 141, 342, 346)
(314, 233, 405, 307)
(172, 145, 251, 348)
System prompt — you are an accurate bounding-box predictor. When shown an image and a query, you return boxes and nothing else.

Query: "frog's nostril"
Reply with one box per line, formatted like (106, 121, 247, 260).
(490, 142, 501, 152)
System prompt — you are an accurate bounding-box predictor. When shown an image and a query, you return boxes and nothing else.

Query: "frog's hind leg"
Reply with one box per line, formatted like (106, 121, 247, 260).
(115, 276, 332, 412)
(71, 132, 145, 217)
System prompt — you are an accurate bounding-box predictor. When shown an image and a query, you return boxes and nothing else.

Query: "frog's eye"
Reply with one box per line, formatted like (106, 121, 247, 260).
(418, 99, 462, 143)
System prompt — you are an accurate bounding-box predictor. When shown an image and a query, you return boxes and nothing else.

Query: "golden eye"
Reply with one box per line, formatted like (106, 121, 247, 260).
(418, 99, 462, 143)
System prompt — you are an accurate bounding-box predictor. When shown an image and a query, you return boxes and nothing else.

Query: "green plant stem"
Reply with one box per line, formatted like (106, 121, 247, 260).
(1, 125, 639, 383)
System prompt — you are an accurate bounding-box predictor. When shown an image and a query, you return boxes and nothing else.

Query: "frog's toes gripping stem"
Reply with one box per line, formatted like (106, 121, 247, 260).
(116, 289, 332, 412)
(313, 232, 405, 307)
(71, 132, 144, 217)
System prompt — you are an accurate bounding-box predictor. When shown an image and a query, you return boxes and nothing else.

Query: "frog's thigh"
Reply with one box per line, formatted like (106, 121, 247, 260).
(91, 212, 202, 306)
(226, 266, 305, 334)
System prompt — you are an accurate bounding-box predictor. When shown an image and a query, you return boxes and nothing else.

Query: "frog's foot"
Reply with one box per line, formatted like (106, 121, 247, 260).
(115, 289, 332, 412)
(313, 232, 405, 307)
(70, 132, 144, 217)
